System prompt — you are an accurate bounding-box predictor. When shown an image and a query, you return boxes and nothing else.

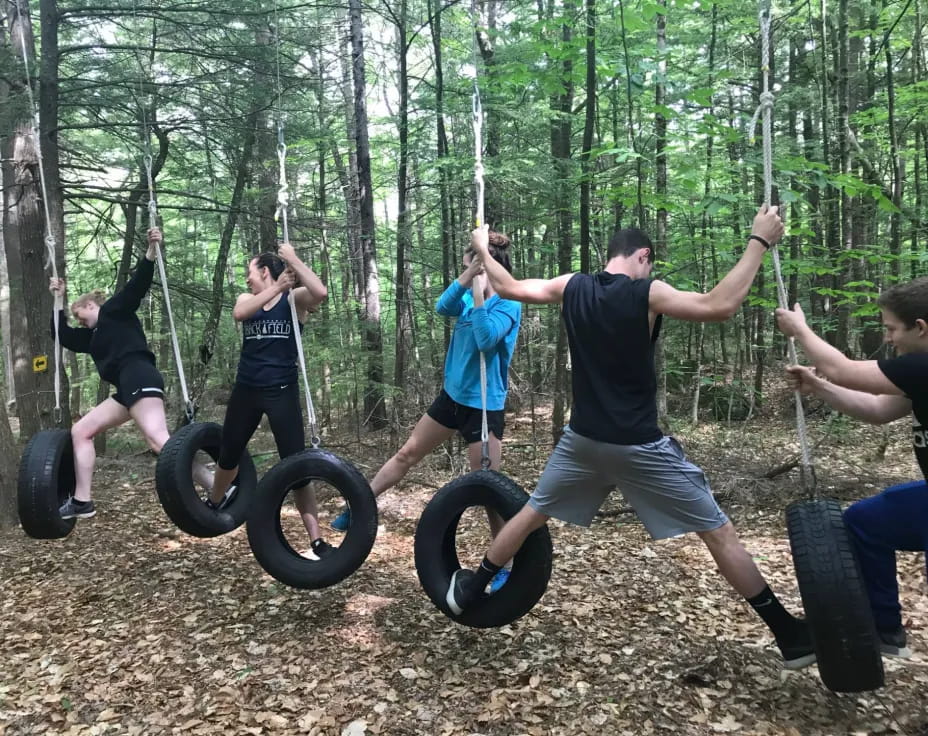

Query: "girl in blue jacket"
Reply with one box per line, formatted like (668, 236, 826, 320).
(334, 232, 521, 585)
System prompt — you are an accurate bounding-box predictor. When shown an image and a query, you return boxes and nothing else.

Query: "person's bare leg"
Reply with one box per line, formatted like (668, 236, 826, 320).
(71, 399, 131, 502)
(294, 484, 322, 541)
(484, 504, 549, 567)
(697, 522, 767, 598)
(131, 398, 215, 491)
(370, 413, 455, 497)
(467, 433, 504, 536)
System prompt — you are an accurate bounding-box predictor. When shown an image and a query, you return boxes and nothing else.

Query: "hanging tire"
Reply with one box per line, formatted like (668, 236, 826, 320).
(155, 421, 257, 538)
(17, 429, 77, 540)
(414, 470, 553, 629)
(246, 449, 378, 589)
(786, 498, 884, 692)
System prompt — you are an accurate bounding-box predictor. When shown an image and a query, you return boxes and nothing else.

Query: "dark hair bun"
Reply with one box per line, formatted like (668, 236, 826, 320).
(488, 231, 511, 250)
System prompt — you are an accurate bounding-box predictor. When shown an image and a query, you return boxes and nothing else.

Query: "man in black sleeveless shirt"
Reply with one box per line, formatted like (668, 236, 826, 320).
(448, 207, 817, 670)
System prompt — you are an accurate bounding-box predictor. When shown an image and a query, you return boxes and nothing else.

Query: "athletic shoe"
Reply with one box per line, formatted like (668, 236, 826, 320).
(205, 484, 238, 512)
(59, 497, 96, 520)
(878, 626, 912, 659)
(331, 506, 351, 532)
(311, 539, 336, 559)
(777, 621, 817, 670)
(446, 569, 478, 616)
(488, 568, 510, 594)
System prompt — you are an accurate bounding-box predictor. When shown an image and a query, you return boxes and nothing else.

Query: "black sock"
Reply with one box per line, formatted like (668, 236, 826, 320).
(471, 556, 502, 591)
(312, 538, 327, 550)
(75, 499, 90, 507)
(746, 586, 802, 641)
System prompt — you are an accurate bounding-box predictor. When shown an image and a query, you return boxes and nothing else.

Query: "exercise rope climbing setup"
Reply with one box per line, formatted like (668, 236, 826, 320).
(15, 2, 79, 541)
(749, 0, 885, 693)
(413, 6, 553, 628)
(242, 8, 378, 590)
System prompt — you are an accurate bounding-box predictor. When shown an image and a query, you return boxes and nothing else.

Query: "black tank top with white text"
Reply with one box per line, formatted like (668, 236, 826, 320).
(235, 293, 300, 388)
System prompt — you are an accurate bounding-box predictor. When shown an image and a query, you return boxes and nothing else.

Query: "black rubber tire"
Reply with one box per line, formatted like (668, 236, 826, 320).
(786, 498, 884, 692)
(246, 449, 378, 589)
(155, 422, 257, 538)
(17, 429, 76, 539)
(414, 470, 553, 629)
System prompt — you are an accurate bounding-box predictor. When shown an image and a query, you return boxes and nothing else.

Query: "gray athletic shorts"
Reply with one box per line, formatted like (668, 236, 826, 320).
(528, 426, 728, 539)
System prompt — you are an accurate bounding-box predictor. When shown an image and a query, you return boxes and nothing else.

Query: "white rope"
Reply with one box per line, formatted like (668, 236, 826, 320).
(750, 8, 814, 490)
(15, 7, 62, 420)
(142, 150, 194, 421)
(471, 1, 490, 469)
(274, 20, 319, 446)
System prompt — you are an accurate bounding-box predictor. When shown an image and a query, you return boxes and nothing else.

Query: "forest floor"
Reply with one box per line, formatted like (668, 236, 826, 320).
(1, 390, 927, 736)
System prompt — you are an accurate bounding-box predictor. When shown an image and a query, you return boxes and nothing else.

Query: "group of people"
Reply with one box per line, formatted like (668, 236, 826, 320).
(50, 204, 925, 668)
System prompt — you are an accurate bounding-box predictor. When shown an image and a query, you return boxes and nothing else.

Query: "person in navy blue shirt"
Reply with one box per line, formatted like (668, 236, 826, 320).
(49, 228, 212, 520)
(777, 279, 928, 659)
(207, 244, 334, 556)
(333, 232, 521, 584)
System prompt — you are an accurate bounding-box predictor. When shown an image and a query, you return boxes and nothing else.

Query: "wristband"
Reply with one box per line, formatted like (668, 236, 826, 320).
(749, 234, 771, 250)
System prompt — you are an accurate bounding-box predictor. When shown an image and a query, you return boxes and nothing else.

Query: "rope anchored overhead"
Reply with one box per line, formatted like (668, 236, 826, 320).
(749, 5, 815, 492)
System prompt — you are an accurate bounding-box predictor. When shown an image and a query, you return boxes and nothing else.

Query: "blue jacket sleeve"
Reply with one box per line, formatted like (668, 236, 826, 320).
(50, 310, 92, 353)
(471, 299, 521, 352)
(104, 257, 155, 315)
(435, 280, 467, 317)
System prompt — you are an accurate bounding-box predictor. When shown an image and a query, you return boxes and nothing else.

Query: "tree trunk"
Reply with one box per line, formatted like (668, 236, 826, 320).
(2, 0, 60, 439)
(348, 0, 386, 429)
(654, 0, 668, 425)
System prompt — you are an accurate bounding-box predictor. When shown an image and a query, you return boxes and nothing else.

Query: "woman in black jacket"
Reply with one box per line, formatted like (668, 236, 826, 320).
(49, 227, 211, 520)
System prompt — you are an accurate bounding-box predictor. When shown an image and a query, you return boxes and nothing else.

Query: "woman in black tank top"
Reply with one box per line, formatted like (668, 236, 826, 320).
(208, 245, 336, 556)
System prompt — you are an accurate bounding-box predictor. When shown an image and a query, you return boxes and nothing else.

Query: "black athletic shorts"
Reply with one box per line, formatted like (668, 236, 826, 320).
(112, 358, 165, 408)
(218, 381, 304, 469)
(426, 389, 505, 444)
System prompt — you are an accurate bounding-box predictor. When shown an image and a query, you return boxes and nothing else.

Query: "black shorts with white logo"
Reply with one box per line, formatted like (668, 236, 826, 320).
(426, 389, 505, 444)
(112, 358, 165, 408)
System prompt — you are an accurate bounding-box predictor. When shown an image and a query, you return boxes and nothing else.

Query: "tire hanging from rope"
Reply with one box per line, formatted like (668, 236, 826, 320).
(414, 7, 553, 626)
(135, 13, 257, 537)
(244, 8, 377, 589)
(14, 3, 75, 540)
(747, 3, 883, 692)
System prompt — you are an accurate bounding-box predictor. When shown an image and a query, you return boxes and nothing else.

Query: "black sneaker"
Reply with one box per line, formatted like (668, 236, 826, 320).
(777, 620, 817, 670)
(311, 539, 336, 560)
(446, 569, 479, 616)
(205, 484, 238, 512)
(60, 497, 96, 520)
(878, 626, 912, 659)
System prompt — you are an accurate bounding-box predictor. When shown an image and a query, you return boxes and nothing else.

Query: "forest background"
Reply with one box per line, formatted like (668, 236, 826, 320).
(1, 0, 926, 527)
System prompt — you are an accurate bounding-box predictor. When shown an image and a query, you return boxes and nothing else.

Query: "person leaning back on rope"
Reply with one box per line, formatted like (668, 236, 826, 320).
(446, 206, 819, 671)
(205, 243, 337, 558)
(777, 282, 928, 659)
(49, 228, 214, 520)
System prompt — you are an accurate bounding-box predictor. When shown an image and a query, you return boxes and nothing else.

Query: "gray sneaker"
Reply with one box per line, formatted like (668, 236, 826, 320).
(878, 626, 912, 659)
(60, 497, 96, 519)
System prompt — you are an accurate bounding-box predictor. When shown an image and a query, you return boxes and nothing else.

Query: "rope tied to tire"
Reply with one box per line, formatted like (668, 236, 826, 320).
(242, 5, 377, 589)
(413, 3, 553, 627)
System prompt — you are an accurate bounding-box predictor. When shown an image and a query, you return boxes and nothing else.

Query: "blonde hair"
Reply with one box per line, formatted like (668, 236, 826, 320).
(71, 290, 106, 312)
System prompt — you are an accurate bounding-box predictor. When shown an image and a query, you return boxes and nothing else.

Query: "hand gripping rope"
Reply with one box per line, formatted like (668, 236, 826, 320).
(749, 4, 815, 492)
(274, 17, 320, 447)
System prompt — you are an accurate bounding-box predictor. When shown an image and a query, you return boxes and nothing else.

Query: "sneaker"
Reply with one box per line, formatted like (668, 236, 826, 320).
(331, 506, 351, 532)
(777, 621, 816, 671)
(488, 568, 510, 594)
(446, 569, 479, 616)
(878, 627, 912, 659)
(311, 539, 336, 560)
(60, 497, 96, 520)
(205, 484, 238, 512)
